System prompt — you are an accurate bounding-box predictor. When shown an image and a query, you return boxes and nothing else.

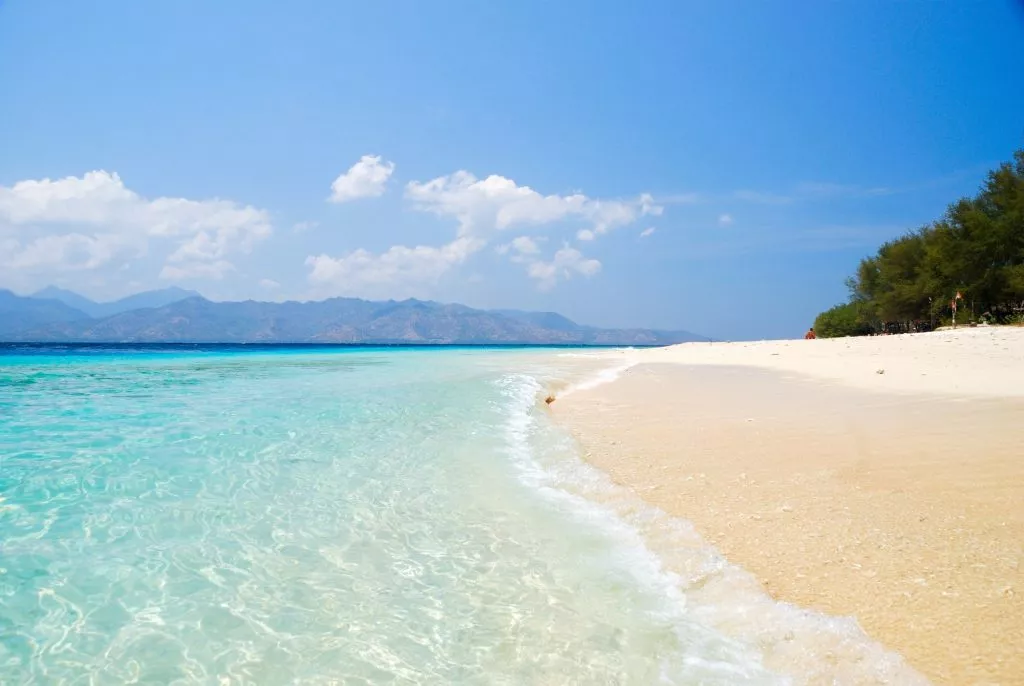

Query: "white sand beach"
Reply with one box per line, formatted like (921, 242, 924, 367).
(619, 326, 1024, 398)
(550, 327, 1024, 684)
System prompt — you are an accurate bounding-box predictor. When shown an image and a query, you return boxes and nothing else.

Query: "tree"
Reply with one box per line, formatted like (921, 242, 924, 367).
(813, 302, 872, 338)
(815, 149, 1024, 333)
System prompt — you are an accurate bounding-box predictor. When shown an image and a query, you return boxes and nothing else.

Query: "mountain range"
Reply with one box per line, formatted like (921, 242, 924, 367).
(0, 287, 702, 345)
(31, 285, 201, 318)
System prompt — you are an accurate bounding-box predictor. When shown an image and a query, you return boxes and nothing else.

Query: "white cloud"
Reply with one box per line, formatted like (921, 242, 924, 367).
(0, 171, 271, 240)
(305, 236, 483, 298)
(259, 278, 281, 290)
(0, 170, 272, 281)
(166, 229, 245, 264)
(307, 167, 657, 297)
(576, 229, 595, 241)
(329, 155, 395, 203)
(640, 227, 656, 238)
(639, 193, 664, 217)
(498, 235, 545, 263)
(405, 170, 660, 239)
(526, 246, 601, 290)
(1, 232, 139, 270)
(509, 236, 540, 255)
(718, 214, 733, 227)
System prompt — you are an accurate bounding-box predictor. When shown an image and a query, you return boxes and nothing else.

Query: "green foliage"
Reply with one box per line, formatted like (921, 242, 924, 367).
(813, 302, 872, 338)
(818, 149, 1024, 332)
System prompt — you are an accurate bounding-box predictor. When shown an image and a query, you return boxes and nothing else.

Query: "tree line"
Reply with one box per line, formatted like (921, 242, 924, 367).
(814, 149, 1024, 337)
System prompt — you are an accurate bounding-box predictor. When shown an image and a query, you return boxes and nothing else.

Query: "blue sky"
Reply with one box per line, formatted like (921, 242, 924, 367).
(1, 0, 1022, 340)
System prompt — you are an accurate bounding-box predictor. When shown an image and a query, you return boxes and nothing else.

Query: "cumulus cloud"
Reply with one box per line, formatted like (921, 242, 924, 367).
(718, 214, 733, 227)
(405, 171, 660, 239)
(0, 170, 271, 281)
(259, 278, 281, 290)
(504, 235, 542, 257)
(329, 155, 395, 203)
(495, 240, 603, 290)
(640, 227, 656, 238)
(526, 246, 601, 290)
(0, 172, 270, 240)
(305, 236, 483, 299)
(308, 166, 657, 297)
(511, 236, 540, 254)
(1, 232, 139, 270)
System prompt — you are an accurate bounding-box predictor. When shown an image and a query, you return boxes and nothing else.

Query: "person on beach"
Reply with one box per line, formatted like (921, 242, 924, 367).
(804, 327, 817, 340)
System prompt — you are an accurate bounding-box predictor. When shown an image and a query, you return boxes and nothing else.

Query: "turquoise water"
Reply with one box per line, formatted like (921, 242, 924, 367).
(0, 346, 779, 684)
(0, 346, 925, 684)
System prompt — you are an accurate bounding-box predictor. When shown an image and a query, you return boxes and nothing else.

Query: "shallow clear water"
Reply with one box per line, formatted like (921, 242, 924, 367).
(1, 346, 932, 685)
(0, 346, 782, 684)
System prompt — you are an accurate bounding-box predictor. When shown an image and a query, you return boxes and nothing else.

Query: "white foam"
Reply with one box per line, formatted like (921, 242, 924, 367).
(556, 346, 635, 359)
(495, 372, 931, 685)
(496, 373, 778, 683)
(556, 359, 637, 398)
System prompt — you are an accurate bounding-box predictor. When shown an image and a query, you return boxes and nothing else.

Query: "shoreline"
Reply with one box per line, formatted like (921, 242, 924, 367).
(548, 328, 1024, 684)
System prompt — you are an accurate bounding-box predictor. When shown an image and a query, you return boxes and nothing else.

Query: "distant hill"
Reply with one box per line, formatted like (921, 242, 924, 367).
(0, 289, 91, 338)
(493, 309, 580, 332)
(31, 286, 200, 318)
(29, 287, 100, 316)
(4, 294, 702, 345)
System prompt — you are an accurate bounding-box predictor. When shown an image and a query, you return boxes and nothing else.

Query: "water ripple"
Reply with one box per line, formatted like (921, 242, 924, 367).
(1, 349, 783, 684)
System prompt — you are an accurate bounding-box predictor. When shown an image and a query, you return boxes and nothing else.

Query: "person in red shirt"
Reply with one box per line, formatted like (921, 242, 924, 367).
(804, 327, 817, 340)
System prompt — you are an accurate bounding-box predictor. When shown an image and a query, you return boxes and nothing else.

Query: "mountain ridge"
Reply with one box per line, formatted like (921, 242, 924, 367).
(0, 289, 92, 339)
(30, 286, 200, 318)
(1, 290, 702, 345)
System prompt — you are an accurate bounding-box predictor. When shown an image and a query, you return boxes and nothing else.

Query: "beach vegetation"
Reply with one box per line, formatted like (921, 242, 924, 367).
(813, 302, 872, 338)
(817, 149, 1024, 335)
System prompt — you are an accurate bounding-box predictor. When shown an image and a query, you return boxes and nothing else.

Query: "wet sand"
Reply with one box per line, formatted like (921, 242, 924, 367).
(551, 329, 1024, 685)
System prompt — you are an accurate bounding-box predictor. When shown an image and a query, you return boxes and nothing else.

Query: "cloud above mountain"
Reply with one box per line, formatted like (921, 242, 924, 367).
(526, 246, 602, 290)
(305, 236, 483, 300)
(305, 159, 658, 298)
(0, 171, 272, 286)
(0, 158, 662, 301)
(404, 171, 659, 238)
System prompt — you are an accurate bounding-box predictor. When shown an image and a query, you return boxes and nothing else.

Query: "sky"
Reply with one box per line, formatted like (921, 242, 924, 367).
(1, 1, 1022, 340)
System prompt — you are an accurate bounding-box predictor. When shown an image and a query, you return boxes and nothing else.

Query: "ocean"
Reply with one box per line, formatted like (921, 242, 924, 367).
(0, 346, 921, 684)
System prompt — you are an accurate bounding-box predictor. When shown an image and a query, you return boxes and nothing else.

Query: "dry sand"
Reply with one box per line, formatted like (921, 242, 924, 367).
(550, 327, 1024, 685)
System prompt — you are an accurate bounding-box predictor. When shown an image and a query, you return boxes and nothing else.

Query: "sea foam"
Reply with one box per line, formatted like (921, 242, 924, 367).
(499, 362, 930, 685)
(0, 346, 928, 684)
